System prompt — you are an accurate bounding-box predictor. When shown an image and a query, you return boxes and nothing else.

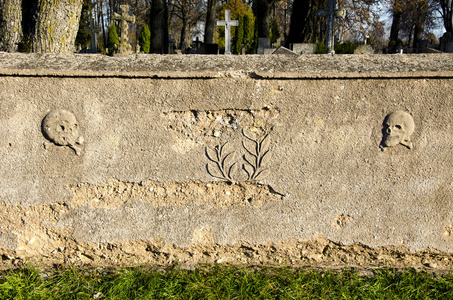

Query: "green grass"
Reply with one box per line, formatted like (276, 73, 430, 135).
(0, 265, 452, 299)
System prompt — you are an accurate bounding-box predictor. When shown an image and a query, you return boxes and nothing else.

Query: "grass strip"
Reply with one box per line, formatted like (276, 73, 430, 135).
(0, 265, 452, 299)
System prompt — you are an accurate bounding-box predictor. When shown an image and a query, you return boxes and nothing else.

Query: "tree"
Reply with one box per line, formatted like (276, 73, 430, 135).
(107, 23, 119, 55)
(435, 0, 452, 33)
(286, 0, 327, 46)
(254, 0, 277, 39)
(75, 0, 94, 50)
(270, 18, 280, 44)
(336, 0, 381, 43)
(204, 0, 218, 44)
(32, 0, 84, 53)
(138, 24, 151, 53)
(233, 11, 255, 53)
(387, 0, 440, 51)
(388, 0, 403, 52)
(368, 21, 386, 51)
(150, 0, 169, 53)
(0, 0, 22, 52)
(412, 0, 429, 50)
(169, 0, 204, 52)
(1, 0, 83, 53)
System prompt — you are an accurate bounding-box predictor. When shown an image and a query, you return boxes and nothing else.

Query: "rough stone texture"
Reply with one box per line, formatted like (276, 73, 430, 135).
(0, 53, 452, 76)
(1, 53, 453, 270)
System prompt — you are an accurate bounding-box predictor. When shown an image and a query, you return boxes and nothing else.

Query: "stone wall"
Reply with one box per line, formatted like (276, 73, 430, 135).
(1, 53, 453, 270)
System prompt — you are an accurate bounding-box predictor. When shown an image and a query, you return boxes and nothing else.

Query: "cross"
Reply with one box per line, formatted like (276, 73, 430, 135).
(317, 0, 345, 54)
(84, 18, 101, 53)
(112, 5, 136, 44)
(217, 10, 238, 55)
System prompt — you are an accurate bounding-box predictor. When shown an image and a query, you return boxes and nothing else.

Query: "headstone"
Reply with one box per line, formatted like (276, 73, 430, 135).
(291, 43, 316, 54)
(112, 5, 136, 55)
(257, 37, 271, 55)
(440, 32, 453, 53)
(216, 10, 238, 55)
(193, 37, 202, 51)
(414, 39, 439, 53)
(84, 18, 101, 53)
(353, 44, 375, 55)
(272, 46, 298, 55)
(197, 44, 219, 55)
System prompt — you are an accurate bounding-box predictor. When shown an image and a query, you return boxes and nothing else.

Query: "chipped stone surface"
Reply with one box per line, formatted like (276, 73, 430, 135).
(1, 54, 453, 269)
(334, 214, 354, 228)
(164, 107, 279, 146)
(70, 179, 282, 208)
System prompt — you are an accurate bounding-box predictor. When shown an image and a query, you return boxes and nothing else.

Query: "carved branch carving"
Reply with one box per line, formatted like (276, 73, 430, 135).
(205, 129, 273, 183)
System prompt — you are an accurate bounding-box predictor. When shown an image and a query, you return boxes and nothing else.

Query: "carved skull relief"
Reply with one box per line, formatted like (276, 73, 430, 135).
(380, 110, 414, 150)
(42, 109, 84, 155)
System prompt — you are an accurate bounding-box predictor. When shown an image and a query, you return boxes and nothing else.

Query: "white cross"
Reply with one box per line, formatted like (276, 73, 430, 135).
(217, 10, 238, 55)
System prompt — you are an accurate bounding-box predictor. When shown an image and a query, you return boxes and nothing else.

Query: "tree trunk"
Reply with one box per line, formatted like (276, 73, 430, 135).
(204, 0, 217, 44)
(413, 0, 428, 52)
(439, 0, 453, 33)
(32, 0, 83, 53)
(255, 0, 276, 38)
(100, 0, 107, 49)
(286, 0, 327, 45)
(180, 18, 187, 53)
(388, 0, 402, 53)
(149, 0, 168, 53)
(0, 0, 22, 52)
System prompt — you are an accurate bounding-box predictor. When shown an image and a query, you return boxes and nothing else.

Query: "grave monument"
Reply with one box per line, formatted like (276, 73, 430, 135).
(112, 5, 136, 54)
(0, 53, 453, 270)
(217, 10, 238, 55)
(317, 0, 345, 54)
(84, 18, 101, 53)
(440, 32, 453, 53)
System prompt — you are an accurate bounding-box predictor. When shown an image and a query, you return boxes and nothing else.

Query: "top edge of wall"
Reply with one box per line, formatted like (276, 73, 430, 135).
(0, 53, 452, 79)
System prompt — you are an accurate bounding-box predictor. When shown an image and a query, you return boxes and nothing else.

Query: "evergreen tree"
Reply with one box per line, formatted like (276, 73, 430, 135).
(107, 24, 119, 56)
(75, 0, 93, 50)
(270, 18, 280, 45)
(233, 16, 244, 54)
(138, 25, 151, 53)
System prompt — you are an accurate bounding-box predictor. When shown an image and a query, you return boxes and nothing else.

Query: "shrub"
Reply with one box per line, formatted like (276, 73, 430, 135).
(138, 25, 151, 53)
(335, 41, 356, 54)
(107, 24, 119, 56)
(315, 42, 326, 54)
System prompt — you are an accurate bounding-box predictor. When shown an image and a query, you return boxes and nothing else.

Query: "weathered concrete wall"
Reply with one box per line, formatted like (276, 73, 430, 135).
(1, 53, 453, 269)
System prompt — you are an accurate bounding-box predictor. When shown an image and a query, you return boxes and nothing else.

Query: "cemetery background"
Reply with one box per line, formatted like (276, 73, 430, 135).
(0, 53, 453, 270)
(1, 0, 453, 55)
